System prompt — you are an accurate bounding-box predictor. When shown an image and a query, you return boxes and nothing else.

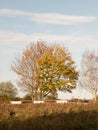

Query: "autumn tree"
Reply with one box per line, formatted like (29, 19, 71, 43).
(38, 45, 78, 99)
(0, 81, 17, 101)
(79, 50, 98, 102)
(11, 41, 78, 101)
(11, 41, 49, 101)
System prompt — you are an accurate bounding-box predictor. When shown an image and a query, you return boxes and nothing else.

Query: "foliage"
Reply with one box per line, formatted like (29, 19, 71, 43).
(0, 81, 17, 101)
(79, 50, 98, 102)
(11, 41, 78, 100)
(38, 45, 78, 99)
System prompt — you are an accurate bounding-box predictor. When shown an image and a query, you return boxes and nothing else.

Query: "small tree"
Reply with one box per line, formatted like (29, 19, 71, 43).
(0, 81, 17, 101)
(79, 50, 98, 102)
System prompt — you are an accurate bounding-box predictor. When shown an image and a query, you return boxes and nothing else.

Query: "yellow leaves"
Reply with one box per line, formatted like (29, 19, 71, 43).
(38, 44, 78, 93)
(53, 44, 71, 62)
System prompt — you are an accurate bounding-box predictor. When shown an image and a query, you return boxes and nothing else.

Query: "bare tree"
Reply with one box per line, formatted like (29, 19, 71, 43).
(11, 41, 49, 101)
(79, 50, 98, 102)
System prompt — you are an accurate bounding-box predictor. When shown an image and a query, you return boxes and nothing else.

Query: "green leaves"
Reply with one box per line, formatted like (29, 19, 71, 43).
(38, 45, 78, 95)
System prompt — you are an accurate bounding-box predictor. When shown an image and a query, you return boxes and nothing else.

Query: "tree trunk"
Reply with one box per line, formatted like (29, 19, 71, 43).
(40, 90, 43, 100)
(35, 89, 38, 100)
(31, 93, 35, 102)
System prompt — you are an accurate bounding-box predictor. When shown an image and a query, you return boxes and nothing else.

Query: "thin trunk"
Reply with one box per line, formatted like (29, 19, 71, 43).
(40, 90, 43, 100)
(35, 89, 38, 100)
(31, 93, 35, 102)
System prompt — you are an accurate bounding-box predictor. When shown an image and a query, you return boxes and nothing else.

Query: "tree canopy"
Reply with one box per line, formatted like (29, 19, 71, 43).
(38, 45, 78, 99)
(11, 41, 78, 101)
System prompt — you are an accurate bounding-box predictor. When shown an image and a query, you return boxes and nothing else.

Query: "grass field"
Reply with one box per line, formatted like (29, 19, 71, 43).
(0, 102, 98, 130)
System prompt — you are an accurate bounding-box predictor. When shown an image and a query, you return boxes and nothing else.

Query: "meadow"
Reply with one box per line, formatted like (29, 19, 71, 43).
(0, 102, 98, 130)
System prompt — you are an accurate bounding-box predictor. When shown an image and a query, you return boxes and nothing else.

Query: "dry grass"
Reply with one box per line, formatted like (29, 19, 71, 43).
(0, 102, 98, 130)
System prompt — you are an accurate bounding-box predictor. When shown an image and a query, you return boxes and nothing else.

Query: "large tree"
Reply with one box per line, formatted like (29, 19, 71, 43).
(0, 81, 17, 100)
(11, 41, 78, 101)
(11, 41, 49, 101)
(38, 45, 78, 99)
(79, 50, 98, 102)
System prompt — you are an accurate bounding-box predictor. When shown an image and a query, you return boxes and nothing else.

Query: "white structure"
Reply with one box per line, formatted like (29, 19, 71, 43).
(33, 100, 45, 104)
(56, 100, 67, 103)
(10, 101, 22, 104)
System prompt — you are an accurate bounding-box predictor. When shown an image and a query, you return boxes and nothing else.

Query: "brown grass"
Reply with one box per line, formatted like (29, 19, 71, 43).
(0, 102, 98, 130)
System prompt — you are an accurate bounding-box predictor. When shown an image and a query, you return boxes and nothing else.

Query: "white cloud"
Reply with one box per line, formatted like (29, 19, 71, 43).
(0, 8, 31, 16)
(31, 13, 97, 25)
(0, 9, 97, 25)
(0, 30, 98, 54)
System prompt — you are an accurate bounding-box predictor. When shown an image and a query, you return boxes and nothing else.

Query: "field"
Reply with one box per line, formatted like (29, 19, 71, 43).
(0, 102, 98, 130)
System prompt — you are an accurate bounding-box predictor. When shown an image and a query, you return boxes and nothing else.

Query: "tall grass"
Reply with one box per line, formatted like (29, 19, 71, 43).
(0, 102, 98, 130)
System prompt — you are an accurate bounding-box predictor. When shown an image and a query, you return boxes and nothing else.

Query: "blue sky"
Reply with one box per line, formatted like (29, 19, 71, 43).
(0, 0, 98, 99)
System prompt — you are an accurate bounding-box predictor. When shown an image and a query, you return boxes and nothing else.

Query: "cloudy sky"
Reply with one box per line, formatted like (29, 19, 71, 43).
(0, 0, 98, 99)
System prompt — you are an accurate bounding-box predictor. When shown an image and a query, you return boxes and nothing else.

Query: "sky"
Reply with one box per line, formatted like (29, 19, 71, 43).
(0, 0, 98, 99)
